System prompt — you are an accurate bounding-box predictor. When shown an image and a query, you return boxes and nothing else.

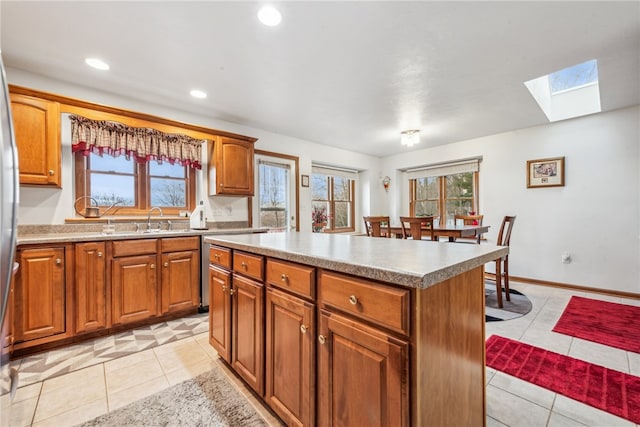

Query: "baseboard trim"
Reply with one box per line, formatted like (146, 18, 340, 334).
(484, 273, 640, 300)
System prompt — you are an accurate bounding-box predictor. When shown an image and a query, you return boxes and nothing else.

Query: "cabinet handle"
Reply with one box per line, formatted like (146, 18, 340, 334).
(48, 169, 55, 176)
(318, 335, 326, 345)
(229, 289, 235, 296)
(97, 252, 103, 257)
(150, 264, 156, 269)
(164, 262, 169, 267)
(300, 325, 307, 334)
(55, 258, 62, 265)
(221, 285, 227, 292)
(214, 254, 220, 260)
(281, 273, 288, 282)
(241, 261, 247, 269)
(349, 295, 358, 305)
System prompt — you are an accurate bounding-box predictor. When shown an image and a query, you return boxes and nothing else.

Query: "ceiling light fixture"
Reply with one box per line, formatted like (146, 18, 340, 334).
(85, 58, 109, 71)
(400, 129, 420, 147)
(258, 6, 282, 26)
(190, 89, 207, 99)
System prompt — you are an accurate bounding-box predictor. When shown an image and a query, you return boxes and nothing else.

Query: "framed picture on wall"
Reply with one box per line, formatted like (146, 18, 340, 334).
(527, 156, 565, 188)
(301, 174, 310, 187)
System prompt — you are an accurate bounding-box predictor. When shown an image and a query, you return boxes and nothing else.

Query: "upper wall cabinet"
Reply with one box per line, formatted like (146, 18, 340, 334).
(208, 136, 255, 196)
(10, 93, 61, 187)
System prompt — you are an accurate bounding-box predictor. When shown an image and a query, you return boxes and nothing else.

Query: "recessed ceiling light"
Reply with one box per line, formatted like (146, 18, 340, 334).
(258, 6, 282, 26)
(85, 58, 110, 70)
(190, 89, 207, 99)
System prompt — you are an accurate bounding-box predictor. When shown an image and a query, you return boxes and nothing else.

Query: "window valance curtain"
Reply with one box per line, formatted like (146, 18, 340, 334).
(69, 115, 204, 169)
(406, 157, 481, 180)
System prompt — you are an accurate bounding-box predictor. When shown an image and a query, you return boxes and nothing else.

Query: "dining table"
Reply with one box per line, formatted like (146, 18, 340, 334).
(389, 223, 490, 243)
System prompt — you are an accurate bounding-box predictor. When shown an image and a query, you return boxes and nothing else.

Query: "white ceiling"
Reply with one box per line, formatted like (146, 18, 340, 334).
(1, 1, 639, 158)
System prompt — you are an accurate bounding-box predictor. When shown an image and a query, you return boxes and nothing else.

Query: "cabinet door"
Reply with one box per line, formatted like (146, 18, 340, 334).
(161, 250, 199, 313)
(1, 265, 16, 353)
(210, 136, 254, 196)
(317, 310, 409, 427)
(209, 265, 232, 363)
(75, 242, 107, 334)
(111, 254, 158, 325)
(9, 93, 61, 187)
(15, 248, 66, 342)
(265, 288, 315, 426)
(232, 273, 264, 395)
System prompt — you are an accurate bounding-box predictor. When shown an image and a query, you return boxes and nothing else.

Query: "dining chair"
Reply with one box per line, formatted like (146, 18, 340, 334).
(363, 216, 391, 238)
(454, 214, 484, 243)
(399, 216, 435, 241)
(491, 215, 516, 308)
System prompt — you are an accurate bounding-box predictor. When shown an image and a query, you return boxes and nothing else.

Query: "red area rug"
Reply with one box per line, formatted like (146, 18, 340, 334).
(486, 335, 640, 424)
(552, 296, 640, 353)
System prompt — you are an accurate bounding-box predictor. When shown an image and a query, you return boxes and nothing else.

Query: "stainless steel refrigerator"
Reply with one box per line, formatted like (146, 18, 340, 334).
(0, 52, 20, 427)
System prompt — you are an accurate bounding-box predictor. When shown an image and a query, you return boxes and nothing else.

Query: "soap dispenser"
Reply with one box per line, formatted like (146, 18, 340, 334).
(190, 201, 207, 230)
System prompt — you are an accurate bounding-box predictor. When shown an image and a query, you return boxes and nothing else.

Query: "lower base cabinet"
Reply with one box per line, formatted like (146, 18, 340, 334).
(111, 254, 159, 325)
(317, 309, 409, 427)
(209, 265, 232, 363)
(265, 287, 315, 426)
(75, 242, 107, 334)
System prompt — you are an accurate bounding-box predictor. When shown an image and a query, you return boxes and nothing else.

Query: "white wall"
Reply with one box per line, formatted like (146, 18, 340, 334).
(381, 106, 640, 294)
(8, 68, 381, 232)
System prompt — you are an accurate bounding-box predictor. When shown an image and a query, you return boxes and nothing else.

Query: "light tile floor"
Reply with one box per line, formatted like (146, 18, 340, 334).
(5, 282, 640, 427)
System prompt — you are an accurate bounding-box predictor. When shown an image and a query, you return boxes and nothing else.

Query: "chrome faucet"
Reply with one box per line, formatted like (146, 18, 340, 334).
(147, 206, 163, 231)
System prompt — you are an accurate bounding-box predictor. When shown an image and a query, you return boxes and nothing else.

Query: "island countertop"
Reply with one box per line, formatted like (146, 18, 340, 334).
(205, 232, 508, 289)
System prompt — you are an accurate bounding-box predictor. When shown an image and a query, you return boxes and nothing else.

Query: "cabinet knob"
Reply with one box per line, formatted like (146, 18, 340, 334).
(281, 273, 288, 282)
(220, 183, 224, 187)
(221, 285, 227, 292)
(214, 253, 220, 260)
(300, 325, 307, 334)
(349, 295, 358, 305)
(150, 264, 156, 269)
(241, 261, 247, 269)
(318, 335, 326, 345)
(164, 262, 169, 267)
(229, 288, 235, 296)
(55, 258, 62, 265)
(97, 252, 103, 257)
(48, 169, 55, 176)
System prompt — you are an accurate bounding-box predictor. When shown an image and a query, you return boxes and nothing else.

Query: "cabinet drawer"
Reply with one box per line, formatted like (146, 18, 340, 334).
(233, 251, 264, 281)
(112, 239, 158, 257)
(266, 258, 315, 300)
(162, 236, 199, 252)
(210, 245, 231, 269)
(318, 270, 410, 336)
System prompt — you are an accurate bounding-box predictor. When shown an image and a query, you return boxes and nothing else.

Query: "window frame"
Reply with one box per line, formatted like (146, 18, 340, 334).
(311, 173, 356, 233)
(409, 172, 479, 222)
(74, 153, 196, 216)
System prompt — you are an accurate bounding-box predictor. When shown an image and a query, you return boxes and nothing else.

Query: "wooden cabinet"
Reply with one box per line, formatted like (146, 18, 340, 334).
(317, 309, 409, 427)
(111, 240, 159, 325)
(209, 265, 232, 362)
(9, 93, 61, 187)
(232, 273, 265, 395)
(75, 242, 108, 334)
(14, 246, 71, 344)
(209, 136, 255, 196)
(160, 237, 199, 314)
(265, 287, 315, 427)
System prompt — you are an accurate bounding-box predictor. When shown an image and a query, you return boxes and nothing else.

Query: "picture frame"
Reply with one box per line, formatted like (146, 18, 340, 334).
(527, 156, 565, 188)
(301, 174, 310, 187)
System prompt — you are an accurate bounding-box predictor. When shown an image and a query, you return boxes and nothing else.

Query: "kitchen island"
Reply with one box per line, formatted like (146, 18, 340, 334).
(205, 232, 508, 427)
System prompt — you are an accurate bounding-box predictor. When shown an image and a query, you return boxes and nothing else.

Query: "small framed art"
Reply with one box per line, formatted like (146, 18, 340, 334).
(527, 157, 565, 188)
(301, 174, 310, 187)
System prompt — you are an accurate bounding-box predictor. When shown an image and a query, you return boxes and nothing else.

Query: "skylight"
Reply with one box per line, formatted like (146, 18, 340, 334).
(525, 59, 601, 122)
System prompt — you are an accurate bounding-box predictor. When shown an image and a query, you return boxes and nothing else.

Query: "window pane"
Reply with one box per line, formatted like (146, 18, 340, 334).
(89, 153, 133, 173)
(446, 173, 473, 198)
(333, 202, 351, 228)
(416, 177, 438, 199)
(150, 161, 185, 178)
(312, 202, 329, 232)
(311, 174, 329, 200)
(445, 199, 473, 218)
(90, 173, 135, 206)
(150, 179, 186, 207)
(333, 177, 351, 201)
(415, 201, 438, 217)
(259, 163, 289, 230)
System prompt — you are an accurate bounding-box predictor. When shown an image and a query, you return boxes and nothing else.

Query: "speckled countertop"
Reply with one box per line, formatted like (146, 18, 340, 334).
(205, 233, 508, 289)
(17, 227, 268, 245)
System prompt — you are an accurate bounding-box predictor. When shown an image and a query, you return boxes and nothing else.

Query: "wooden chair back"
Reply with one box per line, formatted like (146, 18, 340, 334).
(497, 215, 516, 247)
(454, 214, 484, 226)
(399, 216, 435, 241)
(363, 216, 391, 237)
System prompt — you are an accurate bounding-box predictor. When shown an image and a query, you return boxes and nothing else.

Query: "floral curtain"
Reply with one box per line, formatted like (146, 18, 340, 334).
(69, 115, 204, 169)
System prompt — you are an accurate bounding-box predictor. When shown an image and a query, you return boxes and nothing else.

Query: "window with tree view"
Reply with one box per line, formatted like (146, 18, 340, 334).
(76, 152, 194, 215)
(410, 168, 478, 224)
(311, 170, 355, 232)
